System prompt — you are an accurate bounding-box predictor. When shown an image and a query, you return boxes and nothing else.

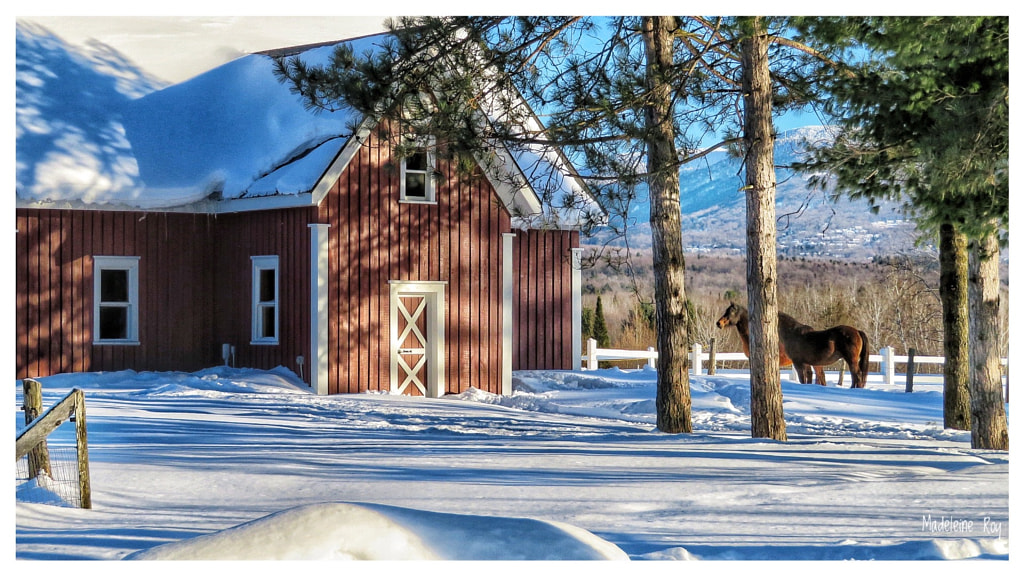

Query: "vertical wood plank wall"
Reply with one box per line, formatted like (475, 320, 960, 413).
(512, 229, 578, 371)
(319, 131, 513, 395)
(15, 209, 218, 378)
(210, 208, 316, 383)
(15, 206, 316, 385)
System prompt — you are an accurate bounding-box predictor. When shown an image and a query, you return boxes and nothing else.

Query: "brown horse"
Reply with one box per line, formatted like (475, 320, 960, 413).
(716, 302, 827, 385)
(777, 311, 870, 389)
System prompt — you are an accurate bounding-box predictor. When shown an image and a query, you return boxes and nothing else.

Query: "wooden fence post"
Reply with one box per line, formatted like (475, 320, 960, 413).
(22, 378, 51, 479)
(905, 348, 916, 393)
(72, 389, 92, 509)
(708, 338, 717, 375)
(587, 338, 598, 371)
(646, 347, 656, 369)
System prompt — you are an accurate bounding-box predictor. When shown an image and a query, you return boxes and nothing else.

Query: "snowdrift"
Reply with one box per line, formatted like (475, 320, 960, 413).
(124, 501, 629, 561)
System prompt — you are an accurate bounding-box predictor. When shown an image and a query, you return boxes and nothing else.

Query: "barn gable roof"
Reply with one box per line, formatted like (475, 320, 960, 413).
(16, 27, 600, 229)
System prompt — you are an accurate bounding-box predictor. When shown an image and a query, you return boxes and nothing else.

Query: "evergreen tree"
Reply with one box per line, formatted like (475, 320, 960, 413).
(593, 295, 610, 348)
(581, 307, 594, 345)
(795, 17, 1007, 448)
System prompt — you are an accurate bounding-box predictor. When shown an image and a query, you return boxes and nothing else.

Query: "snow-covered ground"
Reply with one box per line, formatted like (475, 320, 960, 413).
(14, 365, 1010, 562)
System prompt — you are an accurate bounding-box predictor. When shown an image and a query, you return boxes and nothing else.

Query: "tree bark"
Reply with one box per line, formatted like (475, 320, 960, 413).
(642, 16, 692, 433)
(741, 17, 786, 441)
(967, 232, 1008, 450)
(939, 223, 971, 430)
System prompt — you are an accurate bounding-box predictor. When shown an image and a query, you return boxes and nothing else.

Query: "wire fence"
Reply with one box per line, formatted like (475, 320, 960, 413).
(16, 444, 86, 508)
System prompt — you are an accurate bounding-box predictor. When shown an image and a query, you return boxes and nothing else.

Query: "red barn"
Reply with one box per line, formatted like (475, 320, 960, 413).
(15, 31, 600, 396)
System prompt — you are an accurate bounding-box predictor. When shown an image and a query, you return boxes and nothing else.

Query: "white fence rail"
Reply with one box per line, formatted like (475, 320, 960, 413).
(582, 338, 1006, 388)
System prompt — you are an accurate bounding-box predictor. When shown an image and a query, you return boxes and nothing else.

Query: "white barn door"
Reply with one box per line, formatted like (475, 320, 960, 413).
(395, 294, 428, 395)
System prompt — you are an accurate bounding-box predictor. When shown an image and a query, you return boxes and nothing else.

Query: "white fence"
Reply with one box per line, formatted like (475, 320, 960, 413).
(582, 338, 1006, 388)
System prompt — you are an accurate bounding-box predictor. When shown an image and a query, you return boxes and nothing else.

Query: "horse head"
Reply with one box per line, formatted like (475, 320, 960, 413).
(716, 302, 746, 329)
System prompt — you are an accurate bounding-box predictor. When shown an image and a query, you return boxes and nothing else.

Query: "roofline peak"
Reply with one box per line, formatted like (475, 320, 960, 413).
(254, 31, 391, 59)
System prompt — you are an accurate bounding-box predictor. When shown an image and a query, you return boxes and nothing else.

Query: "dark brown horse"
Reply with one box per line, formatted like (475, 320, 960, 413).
(716, 302, 827, 385)
(777, 311, 870, 388)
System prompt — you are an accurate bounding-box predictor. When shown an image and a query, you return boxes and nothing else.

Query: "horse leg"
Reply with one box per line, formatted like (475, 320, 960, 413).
(797, 363, 812, 384)
(844, 350, 865, 388)
(814, 365, 826, 386)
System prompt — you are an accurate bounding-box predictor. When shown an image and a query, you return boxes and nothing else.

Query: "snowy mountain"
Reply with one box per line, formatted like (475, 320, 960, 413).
(595, 127, 923, 261)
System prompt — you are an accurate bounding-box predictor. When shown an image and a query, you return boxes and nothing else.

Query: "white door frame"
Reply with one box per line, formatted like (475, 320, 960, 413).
(389, 281, 446, 398)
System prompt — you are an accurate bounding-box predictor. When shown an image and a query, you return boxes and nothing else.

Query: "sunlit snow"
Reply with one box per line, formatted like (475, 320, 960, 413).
(15, 365, 1009, 562)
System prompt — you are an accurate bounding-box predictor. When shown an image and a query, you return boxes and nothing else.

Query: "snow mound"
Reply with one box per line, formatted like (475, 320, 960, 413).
(124, 502, 629, 561)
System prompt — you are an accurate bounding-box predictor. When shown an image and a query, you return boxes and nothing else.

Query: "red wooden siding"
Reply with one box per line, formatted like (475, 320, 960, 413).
(512, 229, 578, 370)
(15, 207, 319, 382)
(15, 209, 219, 378)
(209, 208, 317, 382)
(319, 131, 513, 395)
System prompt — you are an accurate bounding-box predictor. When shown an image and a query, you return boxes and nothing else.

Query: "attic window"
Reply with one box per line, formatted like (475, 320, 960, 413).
(400, 138, 436, 204)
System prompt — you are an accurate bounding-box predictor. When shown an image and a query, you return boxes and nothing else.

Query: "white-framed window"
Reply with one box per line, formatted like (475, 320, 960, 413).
(93, 256, 140, 345)
(400, 137, 437, 203)
(251, 256, 279, 345)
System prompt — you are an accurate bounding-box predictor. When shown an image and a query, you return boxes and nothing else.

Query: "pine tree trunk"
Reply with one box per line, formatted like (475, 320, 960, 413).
(741, 18, 786, 441)
(967, 232, 1008, 450)
(642, 16, 692, 434)
(939, 223, 971, 430)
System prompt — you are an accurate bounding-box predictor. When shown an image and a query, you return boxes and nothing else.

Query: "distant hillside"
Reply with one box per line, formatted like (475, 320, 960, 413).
(587, 126, 925, 261)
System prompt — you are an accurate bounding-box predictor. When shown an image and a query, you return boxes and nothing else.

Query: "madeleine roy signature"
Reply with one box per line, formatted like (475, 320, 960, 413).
(922, 515, 1004, 539)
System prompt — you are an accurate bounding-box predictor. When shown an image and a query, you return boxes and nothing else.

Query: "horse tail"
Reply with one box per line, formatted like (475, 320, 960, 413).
(858, 330, 870, 380)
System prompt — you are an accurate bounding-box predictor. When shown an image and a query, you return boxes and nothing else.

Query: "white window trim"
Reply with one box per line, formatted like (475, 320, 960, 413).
(308, 224, 330, 395)
(399, 136, 437, 204)
(502, 233, 515, 395)
(93, 255, 140, 345)
(251, 255, 280, 345)
(571, 247, 583, 371)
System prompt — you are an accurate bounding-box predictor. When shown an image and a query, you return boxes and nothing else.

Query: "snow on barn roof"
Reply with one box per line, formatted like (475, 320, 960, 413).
(16, 27, 601, 229)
